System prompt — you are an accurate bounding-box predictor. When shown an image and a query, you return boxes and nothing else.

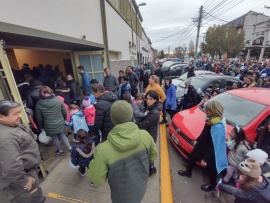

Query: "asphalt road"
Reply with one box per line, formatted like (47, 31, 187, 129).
(167, 127, 235, 203)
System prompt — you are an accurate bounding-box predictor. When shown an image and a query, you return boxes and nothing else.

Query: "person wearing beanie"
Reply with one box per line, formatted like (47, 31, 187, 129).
(182, 78, 198, 110)
(82, 97, 96, 135)
(88, 100, 157, 203)
(218, 158, 270, 203)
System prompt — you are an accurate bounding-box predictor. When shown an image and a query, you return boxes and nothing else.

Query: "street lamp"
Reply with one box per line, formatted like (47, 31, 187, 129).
(136, 2, 146, 66)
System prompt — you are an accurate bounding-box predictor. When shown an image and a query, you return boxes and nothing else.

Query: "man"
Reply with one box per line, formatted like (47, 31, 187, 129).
(182, 79, 197, 110)
(154, 64, 164, 86)
(77, 65, 91, 94)
(126, 66, 139, 97)
(0, 100, 45, 203)
(103, 68, 119, 94)
(88, 100, 157, 203)
(92, 83, 117, 142)
(118, 70, 125, 84)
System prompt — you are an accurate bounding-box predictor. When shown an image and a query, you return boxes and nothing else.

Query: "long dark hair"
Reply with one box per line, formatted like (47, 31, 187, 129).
(233, 127, 249, 150)
(164, 77, 172, 88)
(258, 119, 270, 145)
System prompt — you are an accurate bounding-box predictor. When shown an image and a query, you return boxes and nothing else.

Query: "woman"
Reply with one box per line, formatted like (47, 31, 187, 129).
(66, 74, 81, 105)
(164, 77, 177, 119)
(232, 81, 240, 89)
(255, 119, 270, 156)
(252, 72, 263, 87)
(36, 86, 72, 155)
(243, 77, 256, 88)
(55, 79, 71, 105)
(178, 101, 227, 191)
(145, 75, 166, 123)
(136, 90, 160, 176)
(218, 158, 270, 203)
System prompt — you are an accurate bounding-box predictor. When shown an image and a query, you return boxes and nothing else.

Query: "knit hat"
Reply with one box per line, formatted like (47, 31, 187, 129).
(82, 97, 91, 107)
(238, 158, 261, 178)
(246, 149, 268, 165)
(110, 100, 133, 125)
(184, 79, 191, 86)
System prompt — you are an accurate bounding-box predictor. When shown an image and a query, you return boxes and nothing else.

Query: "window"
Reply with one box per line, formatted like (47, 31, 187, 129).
(225, 79, 239, 87)
(207, 79, 222, 89)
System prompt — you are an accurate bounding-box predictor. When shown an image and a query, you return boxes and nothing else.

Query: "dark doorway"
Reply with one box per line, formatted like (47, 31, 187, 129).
(64, 59, 73, 76)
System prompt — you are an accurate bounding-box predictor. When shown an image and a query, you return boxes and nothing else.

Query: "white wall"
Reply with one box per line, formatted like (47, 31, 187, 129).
(0, 0, 103, 44)
(140, 30, 151, 63)
(105, 1, 136, 60)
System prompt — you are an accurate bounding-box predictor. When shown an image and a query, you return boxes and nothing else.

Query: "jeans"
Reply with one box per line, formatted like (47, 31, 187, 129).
(52, 132, 71, 151)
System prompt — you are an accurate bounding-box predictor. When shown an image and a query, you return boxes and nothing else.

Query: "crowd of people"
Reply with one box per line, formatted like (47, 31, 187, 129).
(1, 59, 270, 203)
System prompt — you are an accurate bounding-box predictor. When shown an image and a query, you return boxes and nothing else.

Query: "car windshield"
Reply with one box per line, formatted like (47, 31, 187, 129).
(210, 93, 266, 127)
(179, 77, 206, 89)
(178, 72, 188, 81)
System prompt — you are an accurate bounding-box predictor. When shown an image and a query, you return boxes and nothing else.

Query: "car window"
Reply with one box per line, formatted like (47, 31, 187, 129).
(210, 93, 267, 126)
(225, 79, 239, 87)
(207, 79, 222, 89)
(180, 77, 206, 89)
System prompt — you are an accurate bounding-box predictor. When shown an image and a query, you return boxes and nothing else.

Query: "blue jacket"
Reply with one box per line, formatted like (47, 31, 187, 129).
(165, 84, 177, 110)
(261, 69, 270, 76)
(81, 72, 91, 93)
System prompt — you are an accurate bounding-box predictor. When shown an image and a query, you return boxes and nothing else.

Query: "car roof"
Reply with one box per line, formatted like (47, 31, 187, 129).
(194, 70, 215, 74)
(195, 74, 239, 79)
(227, 88, 270, 105)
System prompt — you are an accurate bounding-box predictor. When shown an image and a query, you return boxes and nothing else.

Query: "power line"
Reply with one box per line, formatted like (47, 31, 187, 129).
(171, 26, 197, 49)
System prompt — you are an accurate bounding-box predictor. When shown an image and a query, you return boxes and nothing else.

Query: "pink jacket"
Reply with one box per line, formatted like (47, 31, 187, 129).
(83, 105, 95, 125)
(56, 96, 70, 122)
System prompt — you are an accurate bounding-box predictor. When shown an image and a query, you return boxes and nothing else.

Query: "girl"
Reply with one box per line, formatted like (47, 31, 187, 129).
(198, 93, 211, 107)
(71, 129, 95, 176)
(66, 104, 89, 142)
(223, 127, 250, 184)
(132, 93, 146, 122)
(218, 158, 270, 203)
(82, 97, 96, 136)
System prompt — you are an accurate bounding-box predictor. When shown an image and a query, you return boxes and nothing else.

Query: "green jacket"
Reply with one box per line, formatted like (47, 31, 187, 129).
(88, 122, 157, 203)
(35, 95, 66, 136)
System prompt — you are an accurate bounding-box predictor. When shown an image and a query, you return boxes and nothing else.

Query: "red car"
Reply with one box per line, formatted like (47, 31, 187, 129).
(168, 88, 270, 159)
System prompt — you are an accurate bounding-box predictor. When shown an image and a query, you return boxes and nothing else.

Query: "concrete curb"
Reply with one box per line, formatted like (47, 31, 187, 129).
(160, 124, 173, 203)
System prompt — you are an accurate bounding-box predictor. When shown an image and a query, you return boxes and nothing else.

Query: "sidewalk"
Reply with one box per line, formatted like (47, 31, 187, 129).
(41, 137, 161, 203)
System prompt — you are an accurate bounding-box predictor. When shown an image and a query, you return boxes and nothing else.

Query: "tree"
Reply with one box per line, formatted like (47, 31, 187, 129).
(189, 40, 195, 56)
(173, 46, 184, 58)
(157, 50, 165, 59)
(201, 25, 245, 59)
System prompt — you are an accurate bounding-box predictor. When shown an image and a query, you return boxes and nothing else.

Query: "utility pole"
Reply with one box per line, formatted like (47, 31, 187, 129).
(194, 6, 203, 64)
(259, 19, 270, 62)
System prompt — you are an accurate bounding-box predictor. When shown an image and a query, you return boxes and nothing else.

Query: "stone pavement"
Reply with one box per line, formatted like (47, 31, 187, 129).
(41, 137, 161, 203)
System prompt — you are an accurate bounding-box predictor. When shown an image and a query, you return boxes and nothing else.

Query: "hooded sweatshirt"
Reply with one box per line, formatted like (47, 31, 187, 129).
(88, 122, 157, 203)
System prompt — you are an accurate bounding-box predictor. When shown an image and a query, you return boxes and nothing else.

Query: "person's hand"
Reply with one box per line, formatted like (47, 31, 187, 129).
(23, 176, 35, 191)
(144, 110, 149, 115)
(201, 159, 207, 166)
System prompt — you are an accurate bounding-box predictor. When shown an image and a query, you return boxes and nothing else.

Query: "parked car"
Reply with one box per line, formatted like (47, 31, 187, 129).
(168, 88, 270, 159)
(172, 70, 215, 87)
(163, 63, 188, 78)
(174, 74, 242, 106)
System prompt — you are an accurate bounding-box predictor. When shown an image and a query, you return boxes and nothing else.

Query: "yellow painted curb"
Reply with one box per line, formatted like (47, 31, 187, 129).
(160, 124, 173, 203)
(47, 192, 90, 203)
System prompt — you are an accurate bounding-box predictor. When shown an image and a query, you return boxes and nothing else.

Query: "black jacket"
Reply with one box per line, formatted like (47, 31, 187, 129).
(187, 70, 195, 78)
(55, 88, 71, 105)
(143, 73, 150, 88)
(26, 85, 42, 109)
(183, 85, 197, 105)
(128, 72, 139, 89)
(154, 68, 164, 85)
(66, 79, 80, 102)
(93, 92, 118, 140)
(136, 103, 160, 142)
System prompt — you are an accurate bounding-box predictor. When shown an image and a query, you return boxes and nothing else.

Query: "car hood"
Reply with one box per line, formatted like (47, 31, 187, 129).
(172, 106, 233, 140)
(172, 78, 184, 86)
(176, 85, 185, 99)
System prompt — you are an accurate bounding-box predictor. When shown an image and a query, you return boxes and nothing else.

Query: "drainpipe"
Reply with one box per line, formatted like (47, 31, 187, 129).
(100, 0, 110, 68)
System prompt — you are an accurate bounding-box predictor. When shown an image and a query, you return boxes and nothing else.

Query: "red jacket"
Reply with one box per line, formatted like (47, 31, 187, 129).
(83, 105, 95, 125)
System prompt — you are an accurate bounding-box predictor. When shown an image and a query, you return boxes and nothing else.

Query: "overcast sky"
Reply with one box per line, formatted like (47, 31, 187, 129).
(137, 0, 270, 52)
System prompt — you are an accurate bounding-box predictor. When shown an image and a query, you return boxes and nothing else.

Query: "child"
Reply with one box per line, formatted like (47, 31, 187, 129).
(197, 93, 211, 107)
(83, 91, 96, 107)
(223, 126, 250, 184)
(71, 129, 95, 176)
(82, 97, 95, 136)
(66, 104, 89, 142)
(132, 93, 146, 122)
(118, 76, 132, 99)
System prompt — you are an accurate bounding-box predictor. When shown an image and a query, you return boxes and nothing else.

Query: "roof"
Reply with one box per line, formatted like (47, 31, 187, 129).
(225, 13, 246, 28)
(228, 88, 270, 105)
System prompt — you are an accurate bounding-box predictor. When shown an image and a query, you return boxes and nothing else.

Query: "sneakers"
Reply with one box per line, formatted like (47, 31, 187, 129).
(178, 170, 192, 178)
(149, 166, 157, 177)
(56, 150, 64, 156)
(78, 168, 85, 176)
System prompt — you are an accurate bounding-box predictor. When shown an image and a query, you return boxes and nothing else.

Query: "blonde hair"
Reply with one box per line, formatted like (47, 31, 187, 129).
(150, 75, 160, 84)
(204, 101, 224, 117)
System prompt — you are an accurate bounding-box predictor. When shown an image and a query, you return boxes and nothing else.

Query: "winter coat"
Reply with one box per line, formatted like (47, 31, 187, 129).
(0, 123, 41, 189)
(17, 82, 30, 102)
(103, 74, 119, 94)
(132, 103, 145, 122)
(56, 96, 70, 122)
(219, 175, 270, 203)
(257, 130, 270, 157)
(183, 85, 197, 106)
(227, 142, 250, 167)
(165, 84, 177, 110)
(136, 103, 160, 142)
(55, 88, 71, 105)
(128, 72, 139, 89)
(154, 68, 164, 85)
(145, 83, 166, 103)
(26, 85, 42, 109)
(66, 79, 80, 102)
(83, 105, 95, 125)
(93, 92, 118, 140)
(88, 122, 157, 203)
(66, 111, 89, 134)
(118, 82, 132, 99)
(35, 95, 66, 136)
(81, 72, 91, 93)
(187, 70, 195, 78)
(143, 73, 150, 88)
